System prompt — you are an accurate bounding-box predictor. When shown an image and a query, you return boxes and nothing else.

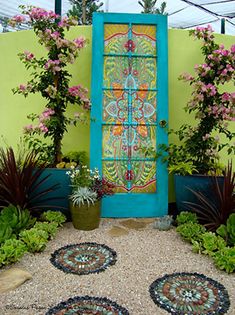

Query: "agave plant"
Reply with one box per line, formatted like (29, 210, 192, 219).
(0, 147, 60, 216)
(70, 187, 98, 207)
(184, 161, 235, 231)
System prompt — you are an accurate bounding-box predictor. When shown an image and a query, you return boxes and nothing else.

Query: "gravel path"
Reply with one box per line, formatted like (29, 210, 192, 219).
(0, 219, 234, 315)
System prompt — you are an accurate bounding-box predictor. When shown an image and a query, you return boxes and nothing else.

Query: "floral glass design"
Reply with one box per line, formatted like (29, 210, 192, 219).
(103, 24, 157, 193)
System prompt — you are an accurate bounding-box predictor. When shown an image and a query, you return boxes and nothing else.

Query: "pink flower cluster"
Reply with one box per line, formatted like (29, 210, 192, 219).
(23, 124, 34, 134)
(39, 108, 55, 122)
(194, 63, 211, 77)
(221, 92, 235, 103)
(44, 59, 61, 73)
(44, 29, 61, 40)
(68, 85, 91, 110)
(179, 72, 194, 81)
(58, 17, 77, 28)
(23, 123, 48, 134)
(18, 83, 33, 95)
(194, 82, 217, 96)
(216, 64, 234, 83)
(38, 123, 48, 133)
(73, 37, 86, 49)
(208, 104, 235, 121)
(192, 25, 214, 41)
(24, 51, 34, 61)
(29, 7, 58, 21)
(10, 15, 26, 24)
(68, 85, 88, 97)
(24, 109, 55, 135)
(55, 38, 70, 49)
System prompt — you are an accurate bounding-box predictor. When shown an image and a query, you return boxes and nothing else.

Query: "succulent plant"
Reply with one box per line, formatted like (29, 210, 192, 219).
(34, 222, 58, 238)
(40, 210, 66, 226)
(0, 205, 35, 234)
(0, 222, 13, 245)
(176, 211, 198, 226)
(19, 228, 48, 253)
(0, 238, 27, 266)
(70, 187, 97, 207)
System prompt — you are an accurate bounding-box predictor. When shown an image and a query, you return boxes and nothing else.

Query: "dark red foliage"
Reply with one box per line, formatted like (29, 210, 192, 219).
(185, 161, 235, 231)
(92, 178, 115, 200)
(0, 147, 60, 216)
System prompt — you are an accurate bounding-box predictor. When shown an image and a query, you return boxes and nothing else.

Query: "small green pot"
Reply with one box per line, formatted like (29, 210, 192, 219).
(70, 201, 101, 231)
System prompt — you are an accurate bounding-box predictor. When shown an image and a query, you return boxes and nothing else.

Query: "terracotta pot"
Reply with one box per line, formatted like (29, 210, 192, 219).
(70, 201, 101, 230)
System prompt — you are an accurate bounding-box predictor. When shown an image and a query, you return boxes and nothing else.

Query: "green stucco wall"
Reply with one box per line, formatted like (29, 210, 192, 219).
(0, 26, 234, 202)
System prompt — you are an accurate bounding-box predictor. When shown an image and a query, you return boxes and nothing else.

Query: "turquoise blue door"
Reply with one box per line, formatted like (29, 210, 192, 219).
(90, 13, 168, 217)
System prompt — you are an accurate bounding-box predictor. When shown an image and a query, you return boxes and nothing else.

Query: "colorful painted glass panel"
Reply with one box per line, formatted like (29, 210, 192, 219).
(103, 57, 156, 89)
(102, 125, 129, 159)
(132, 91, 157, 123)
(103, 161, 129, 193)
(129, 126, 156, 158)
(104, 24, 129, 54)
(132, 25, 156, 55)
(103, 23, 157, 193)
(131, 161, 156, 193)
(103, 161, 156, 193)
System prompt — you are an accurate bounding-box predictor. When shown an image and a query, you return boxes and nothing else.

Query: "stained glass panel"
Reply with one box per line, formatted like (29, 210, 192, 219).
(103, 161, 129, 193)
(102, 125, 129, 159)
(131, 161, 156, 193)
(129, 126, 156, 158)
(132, 25, 156, 55)
(103, 57, 156, 89)
(103, 90, 128, 123)
(104, 24, 129, 54)
(102, 23, 158, 194)
(103, 160, 156, 193)
(132, 91, 157, 123)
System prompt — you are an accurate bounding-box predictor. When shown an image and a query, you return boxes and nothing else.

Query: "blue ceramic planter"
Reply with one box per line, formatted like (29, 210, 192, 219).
(174, 174, 224, 213)
(33, 168, 71, 218)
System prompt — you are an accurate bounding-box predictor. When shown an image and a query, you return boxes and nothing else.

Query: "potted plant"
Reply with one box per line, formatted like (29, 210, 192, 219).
(0, 147, 60, 216)
(144, 25, 234, 212)
(10, 6, 91, 215)
(67, 165, 115, 230)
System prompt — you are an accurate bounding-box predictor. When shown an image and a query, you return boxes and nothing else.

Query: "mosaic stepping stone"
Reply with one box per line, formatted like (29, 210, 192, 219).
(50, 242, 117, 275)
(149, 272, 230, 315)
(46, 295, 129, 315)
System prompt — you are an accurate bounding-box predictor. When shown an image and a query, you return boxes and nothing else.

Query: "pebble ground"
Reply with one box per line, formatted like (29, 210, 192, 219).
(0, 219, 234, 315)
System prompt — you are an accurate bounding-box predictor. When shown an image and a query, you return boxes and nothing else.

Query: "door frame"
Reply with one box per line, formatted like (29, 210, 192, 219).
(90, 13, 168, 217)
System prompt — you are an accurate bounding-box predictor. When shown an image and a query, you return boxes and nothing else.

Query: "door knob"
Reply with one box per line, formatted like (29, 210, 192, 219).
(159, 120, 167, 128)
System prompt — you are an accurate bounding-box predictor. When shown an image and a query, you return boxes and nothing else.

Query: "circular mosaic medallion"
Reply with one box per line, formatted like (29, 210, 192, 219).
(50, 242, 117, 275)
(149, 272, 230, 315)
(46, 295, 129, 315)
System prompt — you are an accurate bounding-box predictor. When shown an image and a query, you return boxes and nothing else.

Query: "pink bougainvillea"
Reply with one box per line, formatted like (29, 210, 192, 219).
(11, 6, 90, 165)
(169, 25, 235, 174)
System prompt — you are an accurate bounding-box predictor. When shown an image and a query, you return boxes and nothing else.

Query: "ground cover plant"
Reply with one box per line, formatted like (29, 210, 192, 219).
(0, 208, 66, 267)
(176, 211, 235, 273)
